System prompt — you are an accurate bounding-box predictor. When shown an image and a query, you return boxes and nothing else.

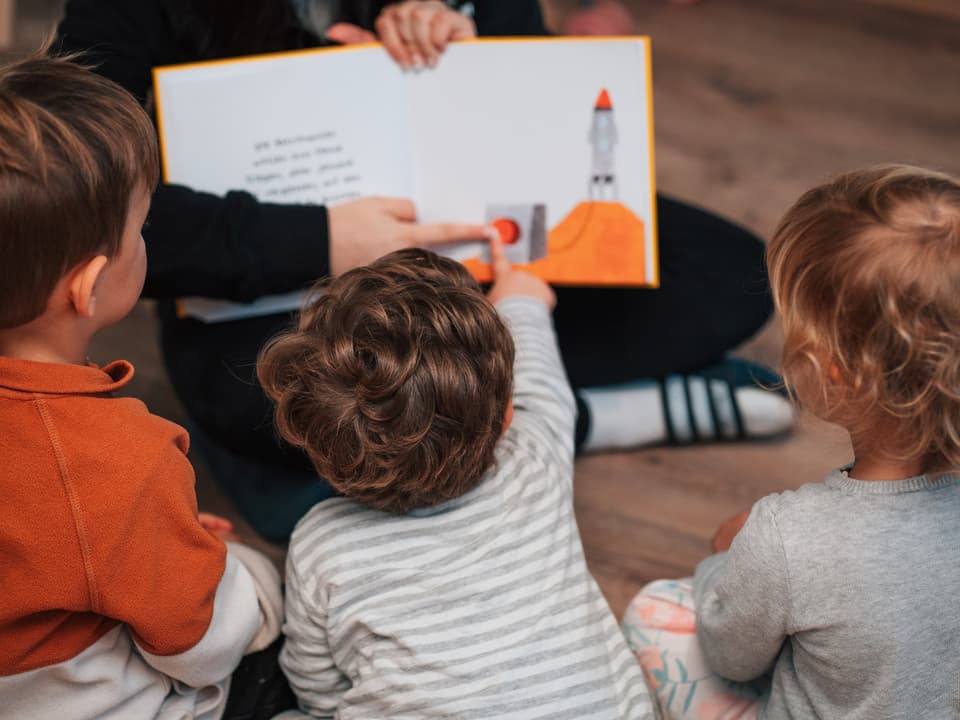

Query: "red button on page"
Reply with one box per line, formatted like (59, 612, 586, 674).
(492, 218, 521, 245)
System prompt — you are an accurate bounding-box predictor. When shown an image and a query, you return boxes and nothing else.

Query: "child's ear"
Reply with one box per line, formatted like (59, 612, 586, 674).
(502, 400, 514, 435)
(67, 255, 109, 319)
(828, 363, 843, 384)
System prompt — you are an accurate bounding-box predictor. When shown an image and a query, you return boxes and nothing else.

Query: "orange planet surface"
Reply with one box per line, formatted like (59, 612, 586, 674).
(462, 201, 651, 286)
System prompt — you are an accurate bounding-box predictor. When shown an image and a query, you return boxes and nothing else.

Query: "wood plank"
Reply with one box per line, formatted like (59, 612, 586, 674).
(858, 0, 960, 21)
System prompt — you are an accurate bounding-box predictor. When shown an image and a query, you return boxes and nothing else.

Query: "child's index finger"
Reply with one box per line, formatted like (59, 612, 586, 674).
(488, 225, 511, 278)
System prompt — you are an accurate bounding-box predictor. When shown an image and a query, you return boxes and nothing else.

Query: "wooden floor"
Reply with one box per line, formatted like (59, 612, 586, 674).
(10, 0, 960, 618)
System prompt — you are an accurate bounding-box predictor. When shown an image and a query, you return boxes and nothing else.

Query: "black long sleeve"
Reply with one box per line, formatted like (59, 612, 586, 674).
(144, 186, 329, 300)
(349, 1, 550, 37)
(56, 0, 330, 301)
(469, 1, 550, 36)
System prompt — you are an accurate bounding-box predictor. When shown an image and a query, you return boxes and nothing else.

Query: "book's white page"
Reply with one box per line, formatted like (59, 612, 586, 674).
(155, 47, 415, 321)
(408, 39, 656, 282)
(157, 47, 415, 204)
(155, 39, 655, 321)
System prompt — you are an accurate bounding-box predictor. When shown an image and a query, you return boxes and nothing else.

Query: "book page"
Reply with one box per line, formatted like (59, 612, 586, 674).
(154, 39, 656, 321)
(156, 46, 415, 207)
(409, 39, 656, 286)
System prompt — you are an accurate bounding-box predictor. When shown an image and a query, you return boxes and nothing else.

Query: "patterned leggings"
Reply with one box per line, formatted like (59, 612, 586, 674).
(621, 580, 768, 720)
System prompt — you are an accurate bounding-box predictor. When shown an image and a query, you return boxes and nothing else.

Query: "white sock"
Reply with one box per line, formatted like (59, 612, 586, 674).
(579, 375, 793, 451)
(580, 381, 665, 451)
(736, 386, 794, 437)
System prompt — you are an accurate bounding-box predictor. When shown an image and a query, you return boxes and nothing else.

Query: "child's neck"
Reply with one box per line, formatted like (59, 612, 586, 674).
(0, 314, 95, 366)
(849, 449, 926, 481)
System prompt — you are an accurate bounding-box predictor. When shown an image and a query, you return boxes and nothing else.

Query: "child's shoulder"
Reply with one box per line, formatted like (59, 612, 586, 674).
(750, 475, 845, 530)
(759, 477, 833, 507)
(744, 472, 875, 564)
(61, 392, 189, 462)
(293, 495, 371, 532)
(0, 357, 189, 465)
(288, 497, 387, 565)
(286, 467, 528, 581)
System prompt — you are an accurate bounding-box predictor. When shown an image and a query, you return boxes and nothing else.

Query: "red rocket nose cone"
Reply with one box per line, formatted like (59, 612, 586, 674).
(595, 88, 612, 110)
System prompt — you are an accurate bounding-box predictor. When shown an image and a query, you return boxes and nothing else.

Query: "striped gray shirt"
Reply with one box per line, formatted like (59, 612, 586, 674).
(280, 297, 653, 719)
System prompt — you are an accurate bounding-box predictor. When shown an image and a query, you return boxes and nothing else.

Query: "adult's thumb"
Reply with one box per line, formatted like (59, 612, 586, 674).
(326, 22, 377, 45)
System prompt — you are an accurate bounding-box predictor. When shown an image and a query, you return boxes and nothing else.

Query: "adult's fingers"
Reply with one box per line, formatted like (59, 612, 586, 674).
(450, 16, 475, 41)
(409, 222, 491, 246)
(395, 11, 418, 61)
(428, 12, 456, 54)
(375, 12, 411, 66)
(427, 8, 475, 56)
(409, 5, 438, 63)
(325, 22, 377, 45)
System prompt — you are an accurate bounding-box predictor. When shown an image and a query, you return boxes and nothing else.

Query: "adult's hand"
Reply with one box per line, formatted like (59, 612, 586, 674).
(327, 196, 490, 276)
(486, 227, 556, 310)
(375, 1, 477, 68)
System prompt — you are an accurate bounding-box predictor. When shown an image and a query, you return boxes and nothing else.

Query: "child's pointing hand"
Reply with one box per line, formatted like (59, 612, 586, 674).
(486, 227, 556, 310)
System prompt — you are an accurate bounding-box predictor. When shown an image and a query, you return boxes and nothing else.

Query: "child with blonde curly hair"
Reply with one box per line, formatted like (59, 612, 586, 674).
(622, 165, 960, 720)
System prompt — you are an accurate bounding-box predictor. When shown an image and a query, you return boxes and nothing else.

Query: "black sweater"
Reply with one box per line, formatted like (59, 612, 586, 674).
(55, 0, 548, 302)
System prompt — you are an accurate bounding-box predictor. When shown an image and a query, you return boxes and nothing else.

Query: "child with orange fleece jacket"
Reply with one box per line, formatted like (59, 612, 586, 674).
(0, 52, 290, 720)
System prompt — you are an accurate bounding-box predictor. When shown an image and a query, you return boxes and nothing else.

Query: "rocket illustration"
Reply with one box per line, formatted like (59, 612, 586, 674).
(588, 88, 618, 200)
(463, 86, 650, 285)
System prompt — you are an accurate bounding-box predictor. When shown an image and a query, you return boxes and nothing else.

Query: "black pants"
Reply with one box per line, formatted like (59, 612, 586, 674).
(223, 637, 297, 720)
(553, 196, 770, 385)
(160, 195, 771, 536)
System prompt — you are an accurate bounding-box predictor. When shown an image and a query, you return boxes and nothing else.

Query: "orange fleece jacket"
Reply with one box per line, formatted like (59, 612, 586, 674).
(0, 357, 226, 676)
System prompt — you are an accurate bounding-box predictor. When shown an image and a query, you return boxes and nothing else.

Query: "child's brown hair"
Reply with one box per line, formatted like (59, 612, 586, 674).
(0, 50, 159, 329)
(768, 165, 960, 470)
(258, 248, 516, 513)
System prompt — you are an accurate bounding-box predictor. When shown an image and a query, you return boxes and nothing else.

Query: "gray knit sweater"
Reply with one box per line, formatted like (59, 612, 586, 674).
(694, 468, 960, 720)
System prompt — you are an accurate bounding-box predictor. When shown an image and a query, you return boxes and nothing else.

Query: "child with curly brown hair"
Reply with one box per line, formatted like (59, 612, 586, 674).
(621, 165, 960, 720)
(258, 237, 654, 718)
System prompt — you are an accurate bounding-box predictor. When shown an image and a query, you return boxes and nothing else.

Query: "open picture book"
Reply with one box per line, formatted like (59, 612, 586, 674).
(154, 37, 657, 322)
